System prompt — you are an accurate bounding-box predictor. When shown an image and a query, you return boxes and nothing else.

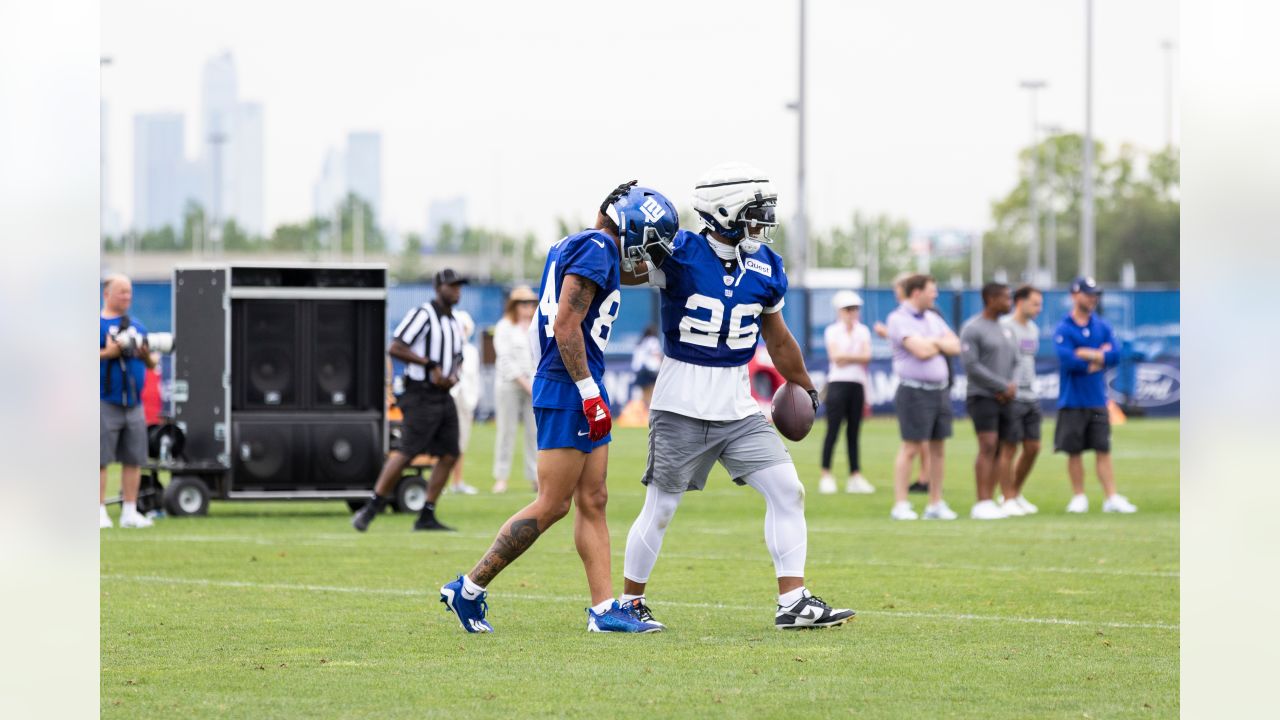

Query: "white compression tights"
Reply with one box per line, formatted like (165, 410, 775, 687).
(622, 462, 809, 584)
(742, 462, 808, 578)
(623, 483, 684, 584)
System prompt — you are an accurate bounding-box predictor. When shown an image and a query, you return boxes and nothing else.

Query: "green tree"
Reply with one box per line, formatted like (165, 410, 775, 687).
(812, 212, 913, 285)
(984, 135, 1179, 285)
(394, 232, 425, 282)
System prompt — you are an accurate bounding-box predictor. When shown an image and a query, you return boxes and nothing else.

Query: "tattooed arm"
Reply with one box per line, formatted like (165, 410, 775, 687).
(553, 273, 598, 381)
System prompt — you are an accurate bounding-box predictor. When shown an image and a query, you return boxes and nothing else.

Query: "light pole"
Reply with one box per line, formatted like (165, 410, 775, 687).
(785, 0, 808, 286)
(1161, 39, 1175, 149)
(1080, 0, 1096, 279)
(1020, 80, 1046, 282)
(1039, 124, 1064, 286)
(207, 131, 227, 258)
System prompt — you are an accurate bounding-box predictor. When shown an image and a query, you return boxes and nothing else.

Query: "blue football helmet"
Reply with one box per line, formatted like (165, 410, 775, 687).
(601, 181, 679, 277)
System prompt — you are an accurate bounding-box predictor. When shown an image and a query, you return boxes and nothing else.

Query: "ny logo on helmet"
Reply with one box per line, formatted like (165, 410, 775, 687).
(640, 197, 666, 224)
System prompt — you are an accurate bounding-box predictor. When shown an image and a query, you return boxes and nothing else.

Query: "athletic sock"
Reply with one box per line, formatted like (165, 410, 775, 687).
(370, 494, 390, 510)
(590, 598, 615, 615)
(416, 501, 435, 522)
(122, 501, 137, 517)
(619, 593, 644, 605)
(778, 586, 807, 608)
(461, 574, 485, 600)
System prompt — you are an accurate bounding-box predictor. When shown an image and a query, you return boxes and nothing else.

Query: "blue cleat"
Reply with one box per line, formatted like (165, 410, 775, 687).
(587, 600, 663, 633)
(440, 575, 493, 633)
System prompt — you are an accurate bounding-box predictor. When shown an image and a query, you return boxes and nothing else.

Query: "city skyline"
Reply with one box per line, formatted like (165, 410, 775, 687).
(102, 0, 1179, 244)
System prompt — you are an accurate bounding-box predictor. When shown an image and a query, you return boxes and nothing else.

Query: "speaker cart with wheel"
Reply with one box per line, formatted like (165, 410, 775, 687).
(141, 263, 425, 516)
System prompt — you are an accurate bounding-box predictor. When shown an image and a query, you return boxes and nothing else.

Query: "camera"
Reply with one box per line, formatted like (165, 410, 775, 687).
(113, 316, 175, 356)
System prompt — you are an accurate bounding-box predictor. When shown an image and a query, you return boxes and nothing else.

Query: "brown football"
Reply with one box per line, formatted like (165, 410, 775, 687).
(771, 382, 815, 441)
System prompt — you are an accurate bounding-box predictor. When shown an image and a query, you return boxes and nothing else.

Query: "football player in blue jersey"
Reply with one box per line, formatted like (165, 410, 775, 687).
(615, 162, 856, 630)
(440, 181, 678, 634)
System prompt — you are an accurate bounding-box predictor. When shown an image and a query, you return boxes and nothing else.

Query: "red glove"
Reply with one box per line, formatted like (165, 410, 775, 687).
(582, 396, 612, 442)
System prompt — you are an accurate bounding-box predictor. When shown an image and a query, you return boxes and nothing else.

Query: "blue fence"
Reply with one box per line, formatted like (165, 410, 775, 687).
(127, 281, 1181, 416)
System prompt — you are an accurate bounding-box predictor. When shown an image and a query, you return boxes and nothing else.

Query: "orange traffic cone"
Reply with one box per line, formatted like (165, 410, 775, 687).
(1107, 399, 1127, 425)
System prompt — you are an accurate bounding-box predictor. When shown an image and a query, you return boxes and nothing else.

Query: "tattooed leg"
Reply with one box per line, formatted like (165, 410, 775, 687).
(468, 516, 544, 587)
(465, 447, 586, 588)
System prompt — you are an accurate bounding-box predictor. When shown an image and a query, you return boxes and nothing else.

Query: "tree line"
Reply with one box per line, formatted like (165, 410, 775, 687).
(104, 136, 1178, 287)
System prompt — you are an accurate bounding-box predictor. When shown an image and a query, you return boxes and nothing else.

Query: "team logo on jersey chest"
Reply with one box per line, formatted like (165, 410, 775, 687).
(744, 257, 772, 277)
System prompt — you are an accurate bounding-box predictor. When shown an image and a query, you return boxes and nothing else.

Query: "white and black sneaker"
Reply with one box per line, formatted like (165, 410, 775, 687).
(775, 591, 855, 630)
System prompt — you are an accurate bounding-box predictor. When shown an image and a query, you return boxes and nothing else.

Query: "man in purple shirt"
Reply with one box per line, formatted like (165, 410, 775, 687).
(886, 275, 962, 520)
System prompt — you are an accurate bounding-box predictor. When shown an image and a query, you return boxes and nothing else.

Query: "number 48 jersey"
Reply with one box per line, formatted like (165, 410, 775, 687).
(531, 229, 622, 410)
(649, 229, 788, 420)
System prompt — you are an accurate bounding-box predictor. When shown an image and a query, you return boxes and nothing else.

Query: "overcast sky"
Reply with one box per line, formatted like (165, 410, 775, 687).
(101, 0, 1179, 242)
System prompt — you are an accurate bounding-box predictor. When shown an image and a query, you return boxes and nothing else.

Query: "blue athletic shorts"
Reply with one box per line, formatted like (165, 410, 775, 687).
(534, 406, 610, 453)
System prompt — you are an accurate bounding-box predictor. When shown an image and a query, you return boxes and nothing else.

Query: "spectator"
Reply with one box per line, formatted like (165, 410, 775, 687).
(448, 310, 481, 495)
(997, 285, 1045, 515)
(819, 290, 874, 495)
(492, 285, 539, 494)
(887, 274, 961, 520)
(875, 271, 931, 494)
(1054, 276, 1138, 514)
(630, 326, 663, 409)
(959, 283, 1018, 520)
(99, 274, 156, 529)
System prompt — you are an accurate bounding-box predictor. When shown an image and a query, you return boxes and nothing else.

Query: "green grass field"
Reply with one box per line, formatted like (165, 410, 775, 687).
(101, 416, 1179, 719)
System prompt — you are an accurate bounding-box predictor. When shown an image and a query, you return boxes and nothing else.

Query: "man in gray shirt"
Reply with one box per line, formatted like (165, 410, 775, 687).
(960, 283, 1018, 520)
(997, 285, 1045, 516)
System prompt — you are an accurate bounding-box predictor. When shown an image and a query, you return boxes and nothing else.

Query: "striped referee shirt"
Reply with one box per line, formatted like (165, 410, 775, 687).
(392, 300, 465, 382)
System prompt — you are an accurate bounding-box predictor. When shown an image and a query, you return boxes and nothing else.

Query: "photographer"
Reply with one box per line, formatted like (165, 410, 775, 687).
(99, 274, 156, 529)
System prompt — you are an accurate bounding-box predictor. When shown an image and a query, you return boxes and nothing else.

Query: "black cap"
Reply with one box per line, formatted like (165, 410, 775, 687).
(433, 268, 469, 287)
(1070, 276, 1101, 295)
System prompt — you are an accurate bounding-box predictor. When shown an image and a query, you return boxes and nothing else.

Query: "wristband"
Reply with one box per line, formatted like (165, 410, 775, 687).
(575, 377, 601, 400)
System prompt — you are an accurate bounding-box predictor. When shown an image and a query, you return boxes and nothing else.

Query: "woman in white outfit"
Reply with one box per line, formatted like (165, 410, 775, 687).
(491, 286, 538, 493)
(820, 290, 875, 495)
(449, 310, 481, 495)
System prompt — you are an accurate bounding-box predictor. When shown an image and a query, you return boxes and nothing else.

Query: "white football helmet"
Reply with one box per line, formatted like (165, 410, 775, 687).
(692, 161, 778, 253)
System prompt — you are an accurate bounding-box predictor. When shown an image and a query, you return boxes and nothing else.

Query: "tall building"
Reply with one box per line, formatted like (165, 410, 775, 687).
(345, 132, 382, 220)
(312, 131, 382, 224)
(231, 102, 264, 235)
(132, 113, 187, 233)
(426, 197, 468, 250)
(199, 52, 264, 235)
(312, 147, 346, 218)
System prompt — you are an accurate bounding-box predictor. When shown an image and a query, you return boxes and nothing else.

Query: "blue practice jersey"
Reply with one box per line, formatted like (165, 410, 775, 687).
(654, 230, 788, 368)
(531, 229, 622, 409)
(1054, 313, 1119, 409)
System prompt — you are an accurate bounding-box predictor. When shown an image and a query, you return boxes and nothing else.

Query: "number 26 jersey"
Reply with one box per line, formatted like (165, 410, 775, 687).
(648, 229, 788, 420)
(531, 229, 622, 410)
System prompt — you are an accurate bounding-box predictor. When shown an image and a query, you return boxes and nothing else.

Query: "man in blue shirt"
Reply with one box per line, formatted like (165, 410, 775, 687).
(1053, 276, 1138, 514)
(100, 275, 158, 529)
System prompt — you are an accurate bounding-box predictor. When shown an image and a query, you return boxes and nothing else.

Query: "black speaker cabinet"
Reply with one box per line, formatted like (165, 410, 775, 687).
(232, 414, 381, 491)
(172, 263, 388, 497)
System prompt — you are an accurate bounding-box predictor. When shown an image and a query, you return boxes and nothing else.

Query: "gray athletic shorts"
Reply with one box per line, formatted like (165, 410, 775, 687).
(894, 385, 953, 441)
(101, 401, 147, 466)
(642, 409, 792, 492)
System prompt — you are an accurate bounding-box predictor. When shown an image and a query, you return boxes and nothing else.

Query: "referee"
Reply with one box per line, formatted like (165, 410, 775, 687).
(352, 268, 469, 532)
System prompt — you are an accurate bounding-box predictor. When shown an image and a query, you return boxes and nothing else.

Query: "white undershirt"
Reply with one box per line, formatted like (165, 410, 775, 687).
(650, 357, 761, 421)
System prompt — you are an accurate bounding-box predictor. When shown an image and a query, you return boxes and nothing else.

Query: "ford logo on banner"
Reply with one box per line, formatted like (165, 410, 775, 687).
(1107, 362, 1181, 408)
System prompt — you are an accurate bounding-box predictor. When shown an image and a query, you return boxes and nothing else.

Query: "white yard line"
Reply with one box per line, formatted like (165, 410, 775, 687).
(104, 533, 1177, 578)
(100, 573, 1178, 631)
